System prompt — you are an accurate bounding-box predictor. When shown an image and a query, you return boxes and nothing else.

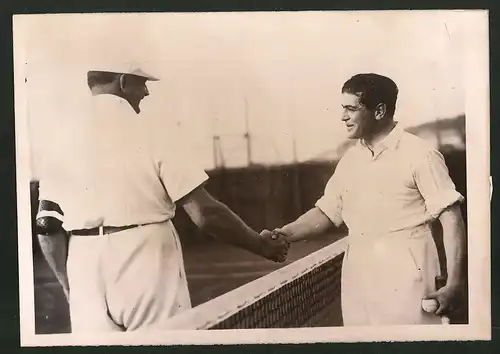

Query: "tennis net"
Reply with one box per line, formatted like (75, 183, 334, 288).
(163, 237, 349, 330)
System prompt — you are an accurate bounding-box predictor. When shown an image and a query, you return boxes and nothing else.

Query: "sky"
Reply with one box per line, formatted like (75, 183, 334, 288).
(18, 11, 468, 175)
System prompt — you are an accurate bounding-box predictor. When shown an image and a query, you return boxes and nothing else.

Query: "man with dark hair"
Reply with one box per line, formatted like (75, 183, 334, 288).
(264, 73, 466, 325)
(36, 64, 289, 333)
(341, 73, 399, 117)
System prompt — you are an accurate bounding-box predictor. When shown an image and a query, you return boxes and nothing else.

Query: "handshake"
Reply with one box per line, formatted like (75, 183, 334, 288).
(257, 228, 291, 263)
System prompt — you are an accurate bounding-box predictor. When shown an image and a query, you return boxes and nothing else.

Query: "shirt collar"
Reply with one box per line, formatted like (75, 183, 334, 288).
(91, 93, 137, 118)
(92, 93, 128, 107)
(358, 122, 403, 157)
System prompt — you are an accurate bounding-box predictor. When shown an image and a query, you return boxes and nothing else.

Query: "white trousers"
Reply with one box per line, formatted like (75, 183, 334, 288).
(341, 224, 443, 326)
(66, 220, 191, 332)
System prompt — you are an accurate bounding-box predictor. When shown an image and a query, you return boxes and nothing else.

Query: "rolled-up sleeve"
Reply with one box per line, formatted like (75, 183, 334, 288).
(158, 157, 209, 202)
(414, 148, 464, 219)
(155, 136, 209, 203)
(315, 162, 345, 227)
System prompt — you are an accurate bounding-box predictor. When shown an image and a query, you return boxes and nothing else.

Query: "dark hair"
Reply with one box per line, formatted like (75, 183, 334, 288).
(341, 73, 399, 117)
(87, 71, 120, 88)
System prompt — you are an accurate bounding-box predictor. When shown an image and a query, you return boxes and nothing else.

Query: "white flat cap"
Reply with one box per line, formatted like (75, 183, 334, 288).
(89, 61, 159, 81)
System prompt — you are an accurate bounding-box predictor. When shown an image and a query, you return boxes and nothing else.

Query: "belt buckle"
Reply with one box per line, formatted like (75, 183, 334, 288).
(99, 226, 104, 236)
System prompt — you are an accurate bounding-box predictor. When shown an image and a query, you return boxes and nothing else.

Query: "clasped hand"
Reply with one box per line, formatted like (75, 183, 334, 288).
(258, 228, 290, 263)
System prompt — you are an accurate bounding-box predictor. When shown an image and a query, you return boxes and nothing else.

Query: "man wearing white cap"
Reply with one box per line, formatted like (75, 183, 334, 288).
(36, 63, 289, 333)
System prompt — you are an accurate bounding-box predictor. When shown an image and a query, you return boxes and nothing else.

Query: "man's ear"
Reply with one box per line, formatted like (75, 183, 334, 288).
(119, 74, 127, 92)
(374, 103, 387, 121)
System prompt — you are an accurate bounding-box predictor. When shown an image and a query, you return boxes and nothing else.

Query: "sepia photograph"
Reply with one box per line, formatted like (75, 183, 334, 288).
(13, 10, 490, 346)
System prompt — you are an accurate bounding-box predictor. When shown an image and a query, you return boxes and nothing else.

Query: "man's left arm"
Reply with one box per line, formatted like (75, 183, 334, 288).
(414, 148, 466, 314)
(36, 197, 70, 301)
(431, 203, 466, 314)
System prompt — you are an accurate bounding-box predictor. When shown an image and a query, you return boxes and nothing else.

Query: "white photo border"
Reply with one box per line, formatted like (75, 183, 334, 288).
(13, 10, 491, 346)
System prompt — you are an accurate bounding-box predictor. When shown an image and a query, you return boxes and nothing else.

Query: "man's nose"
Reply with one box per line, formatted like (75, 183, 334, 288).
(341, 112, 349, 122)
(144, 86, 150, 96)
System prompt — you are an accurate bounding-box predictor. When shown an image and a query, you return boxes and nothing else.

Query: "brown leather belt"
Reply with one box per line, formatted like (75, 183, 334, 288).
(70, 224, 139, 236)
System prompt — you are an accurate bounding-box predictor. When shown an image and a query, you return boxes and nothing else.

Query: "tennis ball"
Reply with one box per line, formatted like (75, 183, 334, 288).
(421, 298, 439, 313)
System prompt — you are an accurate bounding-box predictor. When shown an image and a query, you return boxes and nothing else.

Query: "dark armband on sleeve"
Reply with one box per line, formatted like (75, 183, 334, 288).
(36, 200, 65, 236)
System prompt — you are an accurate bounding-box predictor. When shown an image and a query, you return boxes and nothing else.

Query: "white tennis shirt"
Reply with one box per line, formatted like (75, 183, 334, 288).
(38, 93, 208, 231)
(315, 123, 464, 235)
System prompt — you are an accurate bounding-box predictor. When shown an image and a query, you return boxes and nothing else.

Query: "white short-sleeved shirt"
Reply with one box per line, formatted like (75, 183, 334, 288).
(315, 123, 464, 235)
(38, 93, 208, 231)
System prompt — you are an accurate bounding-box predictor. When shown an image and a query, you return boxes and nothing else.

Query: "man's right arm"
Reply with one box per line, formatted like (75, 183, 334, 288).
(272, 207, 336, 242)
(153, 132, 288, 262)
(273, 161, 345, 242)
(179, 186, 289, 263)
